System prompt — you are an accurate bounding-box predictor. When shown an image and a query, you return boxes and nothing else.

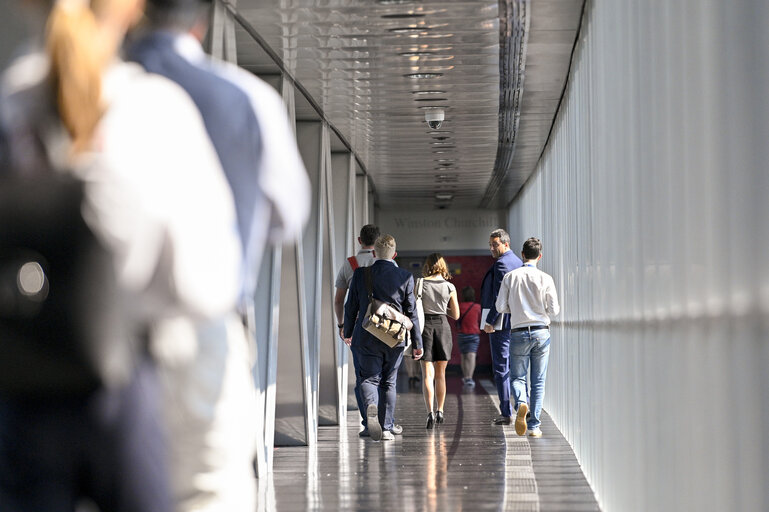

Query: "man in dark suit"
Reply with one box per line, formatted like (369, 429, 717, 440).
(343, 234, 423, 441)
(481, 228, 523, 425)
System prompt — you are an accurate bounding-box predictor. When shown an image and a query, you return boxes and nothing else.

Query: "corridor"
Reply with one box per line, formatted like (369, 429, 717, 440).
(1, 0, 767, 510)
(267, 374, 599, 511)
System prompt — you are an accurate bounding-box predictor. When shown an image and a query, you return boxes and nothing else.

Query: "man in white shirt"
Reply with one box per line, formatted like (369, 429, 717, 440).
(495, 237, 560, 438)
(334, 224, 380, 331)
(126, 1, 310, 510)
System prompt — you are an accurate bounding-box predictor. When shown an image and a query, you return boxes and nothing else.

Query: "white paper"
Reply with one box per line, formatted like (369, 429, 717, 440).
(481, 308, 504, 330)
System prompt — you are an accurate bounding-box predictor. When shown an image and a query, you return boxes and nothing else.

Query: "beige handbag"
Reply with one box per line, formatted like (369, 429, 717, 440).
(361, 268, 413, 348)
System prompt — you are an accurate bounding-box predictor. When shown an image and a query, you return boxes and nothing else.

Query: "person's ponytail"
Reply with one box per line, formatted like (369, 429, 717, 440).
(45, 0, 104, 153)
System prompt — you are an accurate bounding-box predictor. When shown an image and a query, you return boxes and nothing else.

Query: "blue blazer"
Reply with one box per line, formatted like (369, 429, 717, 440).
(343, 260, 422, 350)
(480, 250, 523, 330)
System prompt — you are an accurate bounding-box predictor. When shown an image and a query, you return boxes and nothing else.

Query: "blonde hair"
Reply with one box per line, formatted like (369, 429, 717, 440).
(374, 234, 396, 260)
(422, 252, 450, 279)
(45, 0, 107, 153)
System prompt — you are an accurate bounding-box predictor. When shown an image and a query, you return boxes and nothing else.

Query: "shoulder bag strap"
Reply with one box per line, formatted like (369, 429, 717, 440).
(457, 302, 478, 324)
(347, 255, 359, 270)
(416, 278, 424, 299)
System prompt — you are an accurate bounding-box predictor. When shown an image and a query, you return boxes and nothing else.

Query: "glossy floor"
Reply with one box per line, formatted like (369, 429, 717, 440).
(264, 374, 600, 511)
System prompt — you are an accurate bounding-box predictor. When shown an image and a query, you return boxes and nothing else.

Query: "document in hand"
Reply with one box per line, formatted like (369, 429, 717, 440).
(480, 308, 504, 330)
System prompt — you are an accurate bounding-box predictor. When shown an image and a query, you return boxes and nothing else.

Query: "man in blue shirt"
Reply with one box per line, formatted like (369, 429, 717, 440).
(480, 228, 523, 425)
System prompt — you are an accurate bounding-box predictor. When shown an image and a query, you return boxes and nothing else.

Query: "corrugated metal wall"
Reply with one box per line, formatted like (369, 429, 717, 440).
(507, 1, 769, 510)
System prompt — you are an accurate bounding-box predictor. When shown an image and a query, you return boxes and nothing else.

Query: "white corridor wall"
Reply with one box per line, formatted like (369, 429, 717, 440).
(507, 1, 769, 510)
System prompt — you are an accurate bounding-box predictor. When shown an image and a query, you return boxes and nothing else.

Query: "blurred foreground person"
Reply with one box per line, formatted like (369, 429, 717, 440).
(125, 0, 310, 509)
(0, 0, 241, 509)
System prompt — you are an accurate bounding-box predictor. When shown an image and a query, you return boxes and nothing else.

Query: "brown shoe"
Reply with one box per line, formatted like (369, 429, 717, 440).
(515, 403, 529, 436)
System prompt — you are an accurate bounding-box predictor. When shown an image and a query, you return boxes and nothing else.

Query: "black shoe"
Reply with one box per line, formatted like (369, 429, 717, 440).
(426, 412, 435, 429)
(493, 416, 512, 425)
(435, 411, 444, 425)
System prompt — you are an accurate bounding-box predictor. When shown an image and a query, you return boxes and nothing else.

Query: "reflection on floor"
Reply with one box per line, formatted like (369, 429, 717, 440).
(263, 374, 600, 511)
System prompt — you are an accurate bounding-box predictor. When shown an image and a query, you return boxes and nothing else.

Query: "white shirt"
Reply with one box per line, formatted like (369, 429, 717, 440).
(173, 34, 310, 287)
(495, 264, 560, 328)
(334, 248, 376, 289)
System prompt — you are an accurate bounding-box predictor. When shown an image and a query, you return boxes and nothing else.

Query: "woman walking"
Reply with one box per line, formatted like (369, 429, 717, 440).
(419, 253, 459, 428)
(456, 286, 482, 387)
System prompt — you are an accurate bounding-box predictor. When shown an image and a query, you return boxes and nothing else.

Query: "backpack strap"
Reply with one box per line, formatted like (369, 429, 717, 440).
(347, 255, 359, 270)
(415, 278, 424, 300)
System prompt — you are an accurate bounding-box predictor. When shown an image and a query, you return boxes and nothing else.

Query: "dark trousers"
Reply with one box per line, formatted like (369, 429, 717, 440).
(0, 361, 172, 512)
(489, 329, 514, 417)
(350, 346, 365, 426)
(351, 342, 404, 431)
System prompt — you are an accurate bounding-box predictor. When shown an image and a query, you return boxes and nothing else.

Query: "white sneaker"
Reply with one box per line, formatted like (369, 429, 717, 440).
(366, 403, 382, 441)
(528, 427, 542, 438)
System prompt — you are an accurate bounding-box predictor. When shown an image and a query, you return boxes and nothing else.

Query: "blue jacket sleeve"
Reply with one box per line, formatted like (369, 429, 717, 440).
(484, 260, 507, 327)
(343, 268, 361, 338)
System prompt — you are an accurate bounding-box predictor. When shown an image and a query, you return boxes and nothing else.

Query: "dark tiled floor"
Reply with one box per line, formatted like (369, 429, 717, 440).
(265, 374, 599, 511)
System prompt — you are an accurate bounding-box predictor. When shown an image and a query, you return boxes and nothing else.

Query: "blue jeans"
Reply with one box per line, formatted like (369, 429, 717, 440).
(510, 328, 551, 430)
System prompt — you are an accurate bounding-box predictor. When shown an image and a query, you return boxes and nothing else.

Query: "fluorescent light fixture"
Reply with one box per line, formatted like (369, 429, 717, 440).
(388, 26, 433, 34)
(404, 73, 443, 79)
(435, 193, 454, 200)
(399, 51, 435, 56)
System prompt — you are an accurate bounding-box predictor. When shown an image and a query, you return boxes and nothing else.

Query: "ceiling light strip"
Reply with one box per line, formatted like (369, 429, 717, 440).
(228, 2, 372, 182)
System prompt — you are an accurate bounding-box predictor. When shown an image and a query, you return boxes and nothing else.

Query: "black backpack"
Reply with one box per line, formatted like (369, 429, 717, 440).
(0, 172, 136, 397)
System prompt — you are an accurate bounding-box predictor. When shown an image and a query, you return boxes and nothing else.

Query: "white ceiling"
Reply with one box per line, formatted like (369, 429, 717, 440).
(232, 0, 583, 210)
